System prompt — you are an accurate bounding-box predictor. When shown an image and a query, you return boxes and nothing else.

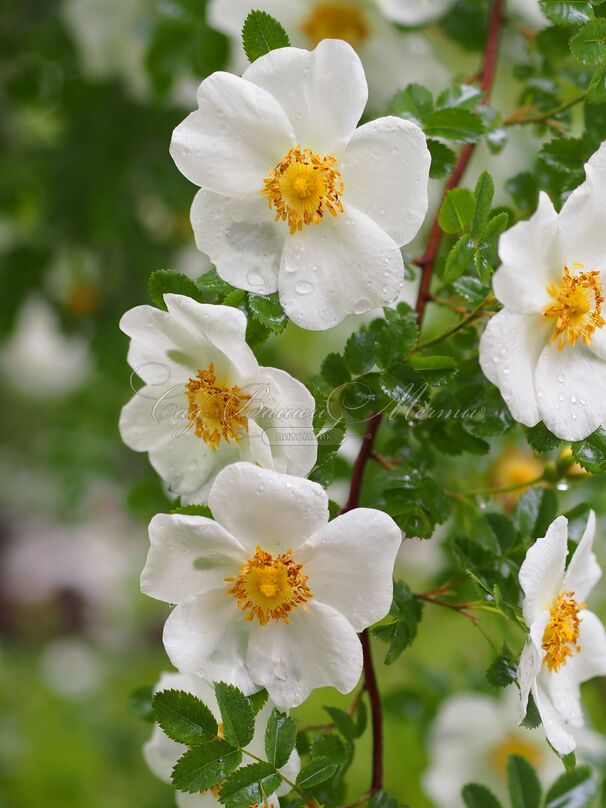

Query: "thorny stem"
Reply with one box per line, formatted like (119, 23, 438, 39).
(340, 1, 506, 798)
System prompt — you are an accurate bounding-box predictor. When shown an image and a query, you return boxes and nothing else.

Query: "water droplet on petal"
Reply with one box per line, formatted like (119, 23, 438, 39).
(295, 280, 313, 295)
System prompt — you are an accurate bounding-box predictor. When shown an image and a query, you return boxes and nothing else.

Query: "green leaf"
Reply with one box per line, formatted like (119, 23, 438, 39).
(428, 139, 457, 178)
(265, 709, 297, 769)
(571, 19, 606, 65)
(219, 762, 281, 808)
(248, 689, 268, 715)
(462, 783, 504, 808)
(324, 706, 356, 741)
(443, 236, 476, 282)
(545, 766, 597, 807)
(486, 648, 517, 688)
(374, 305, 419, 368)
(173, 742, 242, 793)
(471, 171, 495, 239)
(525, 422, 562, 455)
(540, 0, 594, 26)
(439, 188, 476, 234)
(572, 427, 606, 472)
(508, 755, 542, 808)
(247, 293, 287, 334)
(321, 352, 351, 387)
(241, 10, 289, 63)
(198, 268, 235, 297)
(521, 694, 542, 730)
(515, 488, 557, 539)
(391, 83, 434, 125)
(408, 355, 458, 385)
(214, 682, 255, 749)
(153, 690, 218, 745)
(170, 504, 214, 518)
(424, 108, 485, 143)
(296, 757, 339, 789)
(368, 791, 405, 808)
(344, 330, 376, 375)
(129, 685, 154, 723)
(149, 270, 203, 310)
(372, 580, 424, 664)
(437, 83, 484, 110)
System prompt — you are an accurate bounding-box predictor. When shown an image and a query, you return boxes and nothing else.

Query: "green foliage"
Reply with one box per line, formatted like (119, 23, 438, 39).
(507, 755, 542, 808)
(545, 766, 598, 807)
(572, 427, 606, 472)
(540, 0, 595, 26)
(571, 18, 606, 64)
(241, 10, 290, 63)
(215, 682, 256, 749)
(171, 503, 214, 517)
(462, 784, 504, 808)
(149, 269, 205, 310)
(296, 757, 339, 789)
(219, 763, 282, 808)
(153, 690, 218, 745)
(265, 709, 297, 768)
(373, 581, 424, 664)
(128, 685, 155, 723)
(485, 647, 517, 688)
(173, 742, 243, 793)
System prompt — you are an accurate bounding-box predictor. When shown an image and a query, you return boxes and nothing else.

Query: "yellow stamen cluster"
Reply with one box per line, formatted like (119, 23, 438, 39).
(544, 265, 605, 351)
(185, 362, 250, 451)
(261, 145, 344, 235)
(489, 734, 543, 778)
(542, 591, 585, 672)
(301, 2, 371, 50)
(226, 545, 312, 625)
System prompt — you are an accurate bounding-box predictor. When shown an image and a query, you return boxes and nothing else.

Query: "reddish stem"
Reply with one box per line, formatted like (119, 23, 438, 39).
(415, 0, 505, 324)
(340, 2, 506, 796)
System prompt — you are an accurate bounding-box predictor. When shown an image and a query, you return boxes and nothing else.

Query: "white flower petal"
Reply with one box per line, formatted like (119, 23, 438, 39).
(546, 665, 584, 728)
(494, 192, 561, 313)
(248, 366, 317, 477)
(377, 0, 455, 25)
(246, 600, 363, 709)
(170, 71, 295, 196)
(279, 205, 403, 330)
(559, 142, 606, 271)
(298, 509, 401, 632)
(518, 611, 549, 721)
(119, 383, 183, 452)
(208, 463, 329, 554)
(143, 724, 185, 784)
(519, 516, 568, 625)
(564, 511, 602, 601)
(533, 681, 577, 755)
(163, 296, 259, 382)
(479, 310, 550, 428)
(570, 610, 606, 683)
(163, 589, 256, 693)
(242, 40, 367, 156)
(587, 320, 606, 361)
(176, 791, 220, 808)
(148, 428, 221, 502)
(190, 190, 284, 296)
(141, 513, 246, 604)
(535, 341, 606, 440)
(340, 117, 430, 246)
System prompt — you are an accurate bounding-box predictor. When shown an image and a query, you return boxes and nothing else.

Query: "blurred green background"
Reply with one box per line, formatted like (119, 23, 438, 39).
(2, 1, 605, 807)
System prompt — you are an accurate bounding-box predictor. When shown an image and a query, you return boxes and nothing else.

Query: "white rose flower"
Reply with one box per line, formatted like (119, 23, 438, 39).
(207, 0, 446, 107)
(518, 512, 606, 755)
(144, 671, 300, 808)
(170, 39, 431, 330)
(480, 143, 606, 441)
(119, 294, 316, 504)
(377, 0, 546, 28)
(424, 689, 606, 808)
(141, 462, 402, 709)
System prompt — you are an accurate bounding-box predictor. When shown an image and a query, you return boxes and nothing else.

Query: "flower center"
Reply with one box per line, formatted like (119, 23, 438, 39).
(225, 545, 312, 625)
(185, 362, 250, 451)
(261, 145, 344, 235)
(489, 733, 543, 778)
(544, 265, 605, 351)
(542, 591, 585, 672)
(301, 2, 371, 50)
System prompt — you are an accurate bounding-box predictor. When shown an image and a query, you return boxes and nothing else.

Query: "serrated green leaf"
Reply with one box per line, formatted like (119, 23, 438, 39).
(149, 270, 203, 310)
(443, 236, 476, 282)
(368, 791, 404, 808)
(521, 694, 542, 730)
(214, 683, 255, 749)
(437, 83, 484, 110)
(153, 690, 218, 745)
(173, 742, 242, 793)
(248, 689, 268, 715)
(427, 139, 457, 178)
(515, 487, 557, 539)
(241, 10, 289, 63)
(324, 706, 356, 741)
(247, 293, 287, 334)
(344, 330, 376, 375)
(486, 648, 517, 688)
(265, 709, 296, 769)
(462, 783, 504, 808)
(372, 580, 424, 664)
(471, 172, 495, 238)
(571, 19, 606, 65)
(424, 108, 486, 143)
(439, 188, 476, 234)
(321, 352, 351, 387)
(170, 504, 214, 517)
(296, 756, 339, 789)
(572, 427, 606, 473)
(545, 766, 597, 807)
(540, 0, 594, 26)
(198, 268, 235, 297)
(219, 762, 281, 808)
(526, 422, 562, 454)
(391, 83, 434, 124)
(508, 755, 542, 808)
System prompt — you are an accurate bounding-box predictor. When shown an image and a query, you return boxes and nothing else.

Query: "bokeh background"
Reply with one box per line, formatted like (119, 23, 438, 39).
(2, 1, 605, 806)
